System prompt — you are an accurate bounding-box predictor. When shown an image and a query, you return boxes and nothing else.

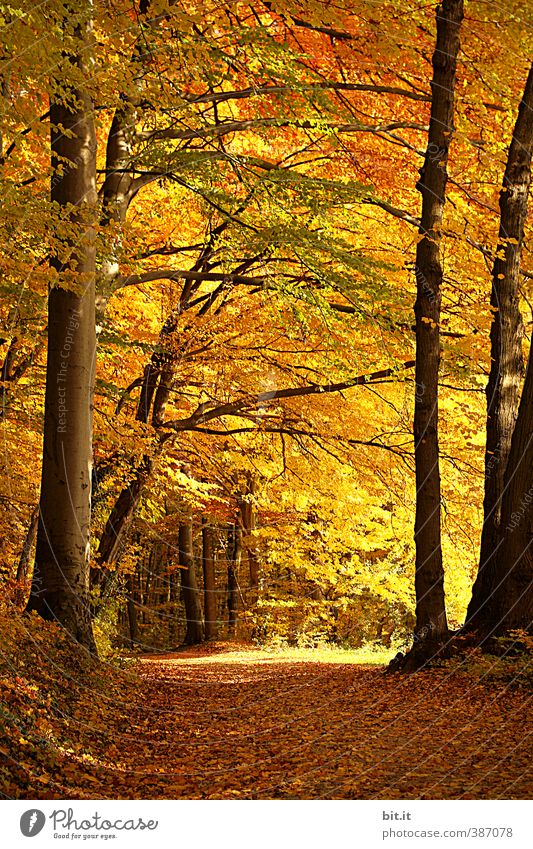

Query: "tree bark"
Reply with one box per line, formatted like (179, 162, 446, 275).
(240, 475, 259, 599)
(93, 311, 183, 583)
(412, 0, 463, 650)
(126, 573, 140, 649)
(169, 564, 179, 645)
(96, 455, 153, 573)
(227, 522, 241, 636)
(202, 519, 218, 640)
(26, 10, 97, 651)
(15, 505, 39, 606)
(466, 63, 533, 630)
(480, 340, 533, 632)
(179, 517, 204, 644)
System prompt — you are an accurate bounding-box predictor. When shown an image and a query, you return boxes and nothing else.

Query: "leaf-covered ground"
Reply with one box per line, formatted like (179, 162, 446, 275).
(1, 615, 532, 799)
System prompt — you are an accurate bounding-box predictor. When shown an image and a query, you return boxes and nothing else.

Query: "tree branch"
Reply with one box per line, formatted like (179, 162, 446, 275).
(116, 269, 269, 289)
(183, 82, 431, 106)
(137, 119, 426, 143)
(164, 360, 416, 431)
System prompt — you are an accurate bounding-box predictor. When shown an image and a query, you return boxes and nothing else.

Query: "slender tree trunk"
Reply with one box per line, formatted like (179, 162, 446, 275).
(15, 505, 39, 606)
(93, 226, 223, 575)
(240, 475, 259, 599)
(96, 455, 153, 573)
(143, 546, 153, 619)
(179, 517, 204, 644)
(95, 104, 136, 319)
(159, 545, 170, 606)
(126, 573, 140, 648)
(169, 566, 179, 645)
(0, 336, 45, 420)
(202, 519, 218, 640)
(466, 64, 533, 630)
(227, 523, 241, 636)
(26, 11, 97, 651)
(95, 2, 152, 318)
(411, 0, 463, 653)
(93, 316, 182, 584)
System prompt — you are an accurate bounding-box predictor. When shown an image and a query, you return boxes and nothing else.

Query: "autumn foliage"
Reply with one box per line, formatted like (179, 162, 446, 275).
(1, 0, 533, 801)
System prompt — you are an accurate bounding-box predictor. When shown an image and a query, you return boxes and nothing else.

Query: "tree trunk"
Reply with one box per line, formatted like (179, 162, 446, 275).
(15, 504, 39, 604)
(179, 518, 204, 644)
(93, 316, 180, 586)
(169, 565, 179, 645)
(480, 340, 533, 632)
(126, 574, 140, 649)
(466, 64, 533, 630)
(227, 523, 241, 636)
(240, 475, 259, 599)
(202, 519, 218, 640)
(412, 0, 463, 651)
(0, 336, 45, 420)
(96, 104, 137, 318)
(95, 455, 153, 574)
(26, 11, 97, 651)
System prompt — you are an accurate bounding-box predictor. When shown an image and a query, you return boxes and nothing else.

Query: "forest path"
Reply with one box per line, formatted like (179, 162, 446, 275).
(77, 644, 532, 799)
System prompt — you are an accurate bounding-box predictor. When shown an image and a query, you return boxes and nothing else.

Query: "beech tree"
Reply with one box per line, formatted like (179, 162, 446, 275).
(466, 63, 533, 633)
(202, 519, 218, 641)
(411, 0, 464, 655)
(488, 351, 533, 631)
(179, 517, 204, 645)
(25, 7, 97, 651)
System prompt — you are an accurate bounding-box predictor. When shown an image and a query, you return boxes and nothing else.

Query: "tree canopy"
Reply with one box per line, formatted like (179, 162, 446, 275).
(1, 0, 533, 653)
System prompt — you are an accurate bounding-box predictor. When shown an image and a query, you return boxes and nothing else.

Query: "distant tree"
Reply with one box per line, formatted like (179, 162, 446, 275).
(179, 517, 204, 645)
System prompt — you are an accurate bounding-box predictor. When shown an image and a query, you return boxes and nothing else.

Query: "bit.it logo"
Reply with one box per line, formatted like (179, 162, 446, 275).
(20, 810, 46, 837)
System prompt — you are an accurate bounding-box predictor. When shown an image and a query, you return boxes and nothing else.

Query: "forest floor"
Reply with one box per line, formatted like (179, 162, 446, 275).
(2, 622, 532, 799)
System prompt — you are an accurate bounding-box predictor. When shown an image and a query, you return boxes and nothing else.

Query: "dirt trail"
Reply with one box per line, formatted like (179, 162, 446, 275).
(74, 645, 532, 799)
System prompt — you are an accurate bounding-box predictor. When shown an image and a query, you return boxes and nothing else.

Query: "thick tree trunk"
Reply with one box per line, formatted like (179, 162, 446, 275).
(26, 13, 97, 651)
(179, 518, 204, 644)
(481, 343, 533, 632)
(412, 0, 463, 650)
(202, 519, 218, 640)
(466, 64, 533, 630)
(227, 523, 241, 636)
